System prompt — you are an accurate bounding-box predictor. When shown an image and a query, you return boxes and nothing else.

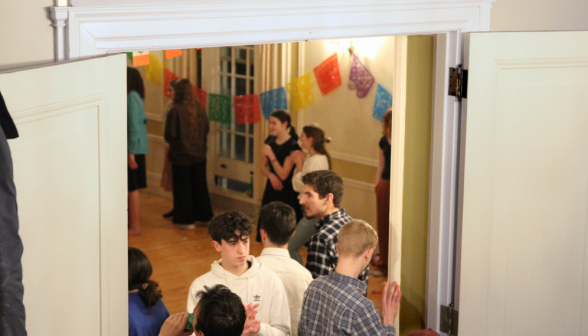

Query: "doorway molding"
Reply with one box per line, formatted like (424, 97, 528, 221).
(50, 0, 495, 333)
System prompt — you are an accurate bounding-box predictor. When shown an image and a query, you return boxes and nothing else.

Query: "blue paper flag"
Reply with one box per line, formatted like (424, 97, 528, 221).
(372, 84, 393, 121)
(260, 87, 288, 120)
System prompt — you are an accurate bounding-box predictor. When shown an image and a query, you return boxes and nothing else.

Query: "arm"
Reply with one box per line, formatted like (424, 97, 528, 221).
(158, 312, 192, 336)
(164, 109, 179, 144)
(375, 149, 384, 189)
(127, 94, 143, 154)
(261, 145, 295, 181)
(260, 149, 283, 191)
(305, 235, 332, 279)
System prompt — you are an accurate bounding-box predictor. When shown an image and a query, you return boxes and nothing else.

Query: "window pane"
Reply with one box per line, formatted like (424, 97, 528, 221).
(249, 80, 254, 94)
(219, 122, 230, 130)
(221, 47, 232, 57)
(248, 137, 254, 163)
(248, 124, 254, 134)
(215, 175, 250, 193)
(236, 77, 247, 96)
(221, 59, 232, 73)
(220, 75, 232, 96)
(236, 61, 247, 75)
(237, 49, 247, 61)
(219, 131, 231, 158)
(235, 123, 246, 133)
(249, 50, 255, 76)
(235, 135, 246, 161)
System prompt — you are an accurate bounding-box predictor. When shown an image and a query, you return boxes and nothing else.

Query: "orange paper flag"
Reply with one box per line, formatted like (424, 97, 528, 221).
(165, 49, 183, 59)
(132, 51, 150, 67)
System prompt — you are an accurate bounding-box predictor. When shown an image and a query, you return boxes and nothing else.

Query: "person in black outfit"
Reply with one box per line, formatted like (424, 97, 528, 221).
(0, 91, 27, 336)
(258, 110, 302, 242)
(164, 79, 213, 228)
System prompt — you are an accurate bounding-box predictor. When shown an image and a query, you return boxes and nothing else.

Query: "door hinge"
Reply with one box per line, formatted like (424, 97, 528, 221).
(440, 303, 459, 336)
(448, 65, 468, 101)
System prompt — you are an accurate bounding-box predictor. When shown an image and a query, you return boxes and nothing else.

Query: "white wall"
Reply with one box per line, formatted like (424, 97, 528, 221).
(0, 0, 55, 70)
(491, 0, 588, 31)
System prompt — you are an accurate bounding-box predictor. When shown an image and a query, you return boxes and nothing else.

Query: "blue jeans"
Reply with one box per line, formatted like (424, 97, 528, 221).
(288, 215, 318, 265)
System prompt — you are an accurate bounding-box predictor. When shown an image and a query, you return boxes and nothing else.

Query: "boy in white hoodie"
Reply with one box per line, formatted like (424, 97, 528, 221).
(187, 211, 291, 336)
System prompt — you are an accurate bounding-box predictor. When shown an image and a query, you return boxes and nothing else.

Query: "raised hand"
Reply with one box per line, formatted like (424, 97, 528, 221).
(158, 312, 192, 336)
(242, 303, 261, 335)
(380, 281, 401, 326)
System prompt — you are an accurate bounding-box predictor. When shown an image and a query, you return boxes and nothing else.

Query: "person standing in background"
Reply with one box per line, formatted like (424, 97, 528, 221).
(0, 91, 27, 336)
(127, 67, 150, 236)
(161, 79, 177, 219)
(258, 110, 302, 242)
(373, 109, 392, 268)
(164, 79, 213, 228)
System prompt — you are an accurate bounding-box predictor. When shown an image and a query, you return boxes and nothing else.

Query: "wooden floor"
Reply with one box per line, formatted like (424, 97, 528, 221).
(129, 191, 388, 315)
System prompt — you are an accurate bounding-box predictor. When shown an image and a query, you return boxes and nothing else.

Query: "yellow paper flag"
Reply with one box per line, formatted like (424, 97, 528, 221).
(145, 53, 162, 84)
(286, 72, 313, 112)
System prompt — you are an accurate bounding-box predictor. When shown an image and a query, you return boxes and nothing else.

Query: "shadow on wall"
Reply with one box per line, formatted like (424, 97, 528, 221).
(399, 286, 426, 336)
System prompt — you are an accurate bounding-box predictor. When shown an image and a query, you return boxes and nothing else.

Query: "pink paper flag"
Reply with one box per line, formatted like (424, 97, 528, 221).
(348, 54, 375, 98)
(313, 53, 342, 96)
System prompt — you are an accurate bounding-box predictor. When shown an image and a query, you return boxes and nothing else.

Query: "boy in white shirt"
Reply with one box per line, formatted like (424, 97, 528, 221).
(187, 211, 291, 336)
(257, 201, 314, 336)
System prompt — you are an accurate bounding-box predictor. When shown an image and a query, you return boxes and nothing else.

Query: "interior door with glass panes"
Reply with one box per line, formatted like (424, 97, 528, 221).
(213, 46, 257, 196)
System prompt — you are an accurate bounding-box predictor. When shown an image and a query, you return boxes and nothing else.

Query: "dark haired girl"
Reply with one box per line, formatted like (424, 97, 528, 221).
(127, 67, 149, 236)
(258, 110, 302, 242)
(373, 108, 392, 268)
(164, 79, 213, 228)
(128, 247, 169, 336)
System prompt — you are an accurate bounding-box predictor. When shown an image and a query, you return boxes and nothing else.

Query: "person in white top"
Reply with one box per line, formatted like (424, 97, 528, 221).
(187, 211, 291, 336)
(257, 201, 314, 336)
(270, 125, 331, 264)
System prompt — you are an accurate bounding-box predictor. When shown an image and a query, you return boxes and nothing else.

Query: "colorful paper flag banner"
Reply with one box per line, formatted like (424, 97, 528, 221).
(208, 94, 232, 125)
(286, 72, 313, 112)
(132, 51, 150, 67)
(194, 87, 208, 108)
(165, 49, 183, 59)
(348, 54, 375, 98)
(372, 84, 393, 121)
(313, 53, 342, 96)
(127, 52, 133, 62)
(163, 69, 179, 98)
(260, 87, 288, 120)
(145, 53, 162, 84)
(234, 94, 261, 125)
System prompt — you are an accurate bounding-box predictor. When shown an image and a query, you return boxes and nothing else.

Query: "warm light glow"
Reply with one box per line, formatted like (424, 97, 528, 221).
(324, 37, 386, 60)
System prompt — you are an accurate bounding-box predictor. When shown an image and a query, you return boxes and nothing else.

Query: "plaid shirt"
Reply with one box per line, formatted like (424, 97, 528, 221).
(306, 209, 369, 284)
(298, 272, 396, 336)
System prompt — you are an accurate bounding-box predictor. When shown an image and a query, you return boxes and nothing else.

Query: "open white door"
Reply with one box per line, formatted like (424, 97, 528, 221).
(0, 55, 127, 335)
(456, 31, 588, 335)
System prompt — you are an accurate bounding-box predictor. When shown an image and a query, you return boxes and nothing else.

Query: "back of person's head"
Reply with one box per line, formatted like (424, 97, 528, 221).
(302, 124, 332, 169)
(128, 247, 163, 309)
(270, 110, 298, 141)
(208, 211, 254, 244)
(127, 67, 145, 99)
(382, 108, 392, 140)
(302, 170, 344, 207)
(338, 220, 378, 257)
(173, 78, 203, 109)
(259, 201, 296, 246)
(194, 285, 246, 336)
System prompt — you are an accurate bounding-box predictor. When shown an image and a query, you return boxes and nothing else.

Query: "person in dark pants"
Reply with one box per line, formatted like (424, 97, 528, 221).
(0, 91, 27, 336)
(164, 79, 213, 229)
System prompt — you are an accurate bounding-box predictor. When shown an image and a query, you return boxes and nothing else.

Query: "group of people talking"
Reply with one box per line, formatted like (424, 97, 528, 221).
(129, 170, 401, 336)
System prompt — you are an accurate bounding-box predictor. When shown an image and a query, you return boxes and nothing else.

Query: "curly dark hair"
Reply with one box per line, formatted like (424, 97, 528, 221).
(259, 201, 296, 246)
(194, 285, 246, 336)
(301, 170, 344, 208)
(208, 211, 254, 244)
(128, 247, 162, 310)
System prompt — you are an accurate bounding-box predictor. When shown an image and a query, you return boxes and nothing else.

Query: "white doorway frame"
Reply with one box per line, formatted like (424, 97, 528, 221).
(50, 0, 493, 333)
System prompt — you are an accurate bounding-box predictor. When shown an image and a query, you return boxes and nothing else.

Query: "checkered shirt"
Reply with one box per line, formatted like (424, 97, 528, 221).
(305, 209, 369, 285)
(298, 272, 396, 336)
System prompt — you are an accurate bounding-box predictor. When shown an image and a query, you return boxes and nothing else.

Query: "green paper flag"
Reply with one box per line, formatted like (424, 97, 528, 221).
(127, 52, 133, 61)
(208, 94, 232, 125)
